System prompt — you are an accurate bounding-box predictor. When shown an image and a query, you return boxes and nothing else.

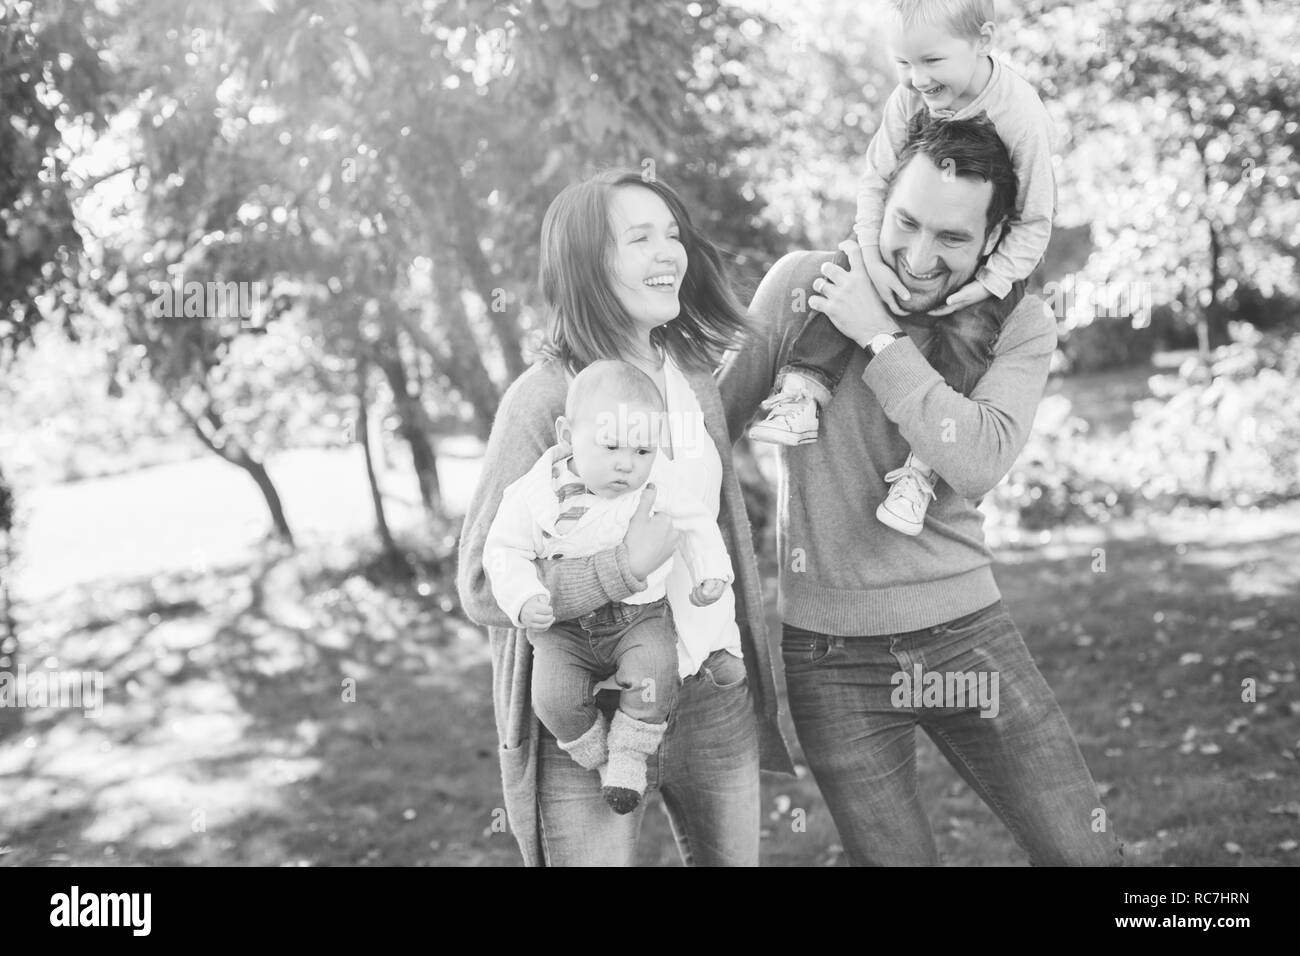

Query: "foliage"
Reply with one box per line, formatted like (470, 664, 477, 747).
(0, 0, 113, 357)
(994, 325, 1300, 529)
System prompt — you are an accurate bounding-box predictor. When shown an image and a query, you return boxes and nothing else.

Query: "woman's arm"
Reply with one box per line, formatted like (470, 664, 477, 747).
(456, 365, 646, 628)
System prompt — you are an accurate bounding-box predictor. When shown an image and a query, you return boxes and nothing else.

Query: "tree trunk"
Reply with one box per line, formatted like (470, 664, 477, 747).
(375, 323, 442, 515)
(1194, 135, 1225, 355)
(430, 130, 526, 382)
(355, 357, 402, 566)
(176, 400, 296, 546)
(0, 531, 19, 740)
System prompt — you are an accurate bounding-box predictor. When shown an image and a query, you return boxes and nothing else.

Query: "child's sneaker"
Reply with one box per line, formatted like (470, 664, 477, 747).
(748, 379, 819, 446)
(877, 454, 937, 536)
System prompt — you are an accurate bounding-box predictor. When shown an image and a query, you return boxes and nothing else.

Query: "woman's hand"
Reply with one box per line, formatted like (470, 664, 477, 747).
(624, 484, 679, 580)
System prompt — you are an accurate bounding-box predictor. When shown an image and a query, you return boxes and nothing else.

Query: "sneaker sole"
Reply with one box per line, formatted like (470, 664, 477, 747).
(876, 503, 923, 536)
(748, 425, 818, 446)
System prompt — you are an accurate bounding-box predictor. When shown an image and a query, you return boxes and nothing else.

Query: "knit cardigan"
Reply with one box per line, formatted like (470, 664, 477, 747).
(456, 356, 796, 866)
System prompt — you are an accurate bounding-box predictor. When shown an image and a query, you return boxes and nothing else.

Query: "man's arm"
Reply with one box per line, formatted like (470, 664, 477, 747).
(863, 297, 1057, 498)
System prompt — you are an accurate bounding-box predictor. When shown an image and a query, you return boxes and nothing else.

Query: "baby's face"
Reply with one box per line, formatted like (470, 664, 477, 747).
(563, 399, 661, 499)
(887, 18, 987, 113)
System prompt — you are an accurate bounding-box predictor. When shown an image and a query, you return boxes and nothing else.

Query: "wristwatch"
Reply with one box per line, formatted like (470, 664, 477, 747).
(868, 330, 907, 358)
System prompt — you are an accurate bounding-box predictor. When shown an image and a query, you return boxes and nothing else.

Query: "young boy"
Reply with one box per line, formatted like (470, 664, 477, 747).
(749, 0, 1054, 536)
(483, 360, 733, 814)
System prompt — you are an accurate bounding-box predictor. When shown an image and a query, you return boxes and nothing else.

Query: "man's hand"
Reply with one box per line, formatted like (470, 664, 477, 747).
(929, 278, 992, 316)
(519, 594, 555, 630)
(689, 578, 726, 607)
(624, 483, 679, 580)
(808, 241, 903, 348)
(863, 245, 912, 316)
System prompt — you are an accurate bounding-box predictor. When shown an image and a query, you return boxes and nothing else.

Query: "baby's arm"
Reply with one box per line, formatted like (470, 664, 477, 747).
(653, 473, 734, 605)
(975, 110, 1056, 299)
(483, 484, 553, 629)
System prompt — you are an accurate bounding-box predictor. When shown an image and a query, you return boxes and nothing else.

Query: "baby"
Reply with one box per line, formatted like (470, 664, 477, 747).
(484, 359, 733, 814)
(750, 0, 1054, 536)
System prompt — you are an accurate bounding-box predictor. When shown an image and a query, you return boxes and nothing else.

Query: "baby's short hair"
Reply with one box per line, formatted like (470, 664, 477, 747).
(888, 0, 996, 39)
(564, 359, 664, 424)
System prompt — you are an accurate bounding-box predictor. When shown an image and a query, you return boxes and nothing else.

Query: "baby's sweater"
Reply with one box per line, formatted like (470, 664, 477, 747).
(483, 442, 734, 628)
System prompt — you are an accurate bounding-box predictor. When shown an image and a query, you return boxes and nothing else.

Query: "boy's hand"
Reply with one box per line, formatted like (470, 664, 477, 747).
(862, 245, 912, 316)
(689, 578, 726, 607)
(519, 594, 555, 630)
(930, 279, 992, 316)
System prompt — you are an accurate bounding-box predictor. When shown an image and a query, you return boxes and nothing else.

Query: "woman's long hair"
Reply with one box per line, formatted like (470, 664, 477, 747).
(538, 167, 750, 375)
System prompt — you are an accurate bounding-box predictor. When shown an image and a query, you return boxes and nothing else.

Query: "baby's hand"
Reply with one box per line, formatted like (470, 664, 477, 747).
(690, 578, 726, 607)
(929, 279, 991, 316)
(519, 594, 555, 630)
(862, 246, 912, 316)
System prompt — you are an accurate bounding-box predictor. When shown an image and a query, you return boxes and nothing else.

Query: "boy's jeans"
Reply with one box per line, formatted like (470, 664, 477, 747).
(782, 600, 1123, 866)
(537, 648, 760, 866)
(776, 247, 1026, 400)
(528, 597, 677, 743)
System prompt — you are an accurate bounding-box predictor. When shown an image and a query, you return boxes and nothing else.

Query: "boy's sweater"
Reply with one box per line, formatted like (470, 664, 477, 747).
(854, 56, 1057, 299)
(719, 251, 1056, 636)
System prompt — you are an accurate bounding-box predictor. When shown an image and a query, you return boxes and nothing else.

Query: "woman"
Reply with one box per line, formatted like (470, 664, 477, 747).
(457, 167, 794, 866)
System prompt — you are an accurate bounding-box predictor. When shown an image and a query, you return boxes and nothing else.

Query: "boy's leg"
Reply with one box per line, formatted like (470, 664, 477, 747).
(749, 250, 855, 446)
(878, 282, 1027, 533)
(776, 248, 859, 402)
(926, 280, 1025, 395)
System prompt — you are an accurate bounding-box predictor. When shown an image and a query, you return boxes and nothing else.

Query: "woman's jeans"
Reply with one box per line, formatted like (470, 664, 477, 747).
(782, 600, 1123, 866)
(537, 648, 760, 866)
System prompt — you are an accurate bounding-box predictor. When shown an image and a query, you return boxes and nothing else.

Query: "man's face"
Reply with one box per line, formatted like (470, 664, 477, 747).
(878, 153, 1002, 314)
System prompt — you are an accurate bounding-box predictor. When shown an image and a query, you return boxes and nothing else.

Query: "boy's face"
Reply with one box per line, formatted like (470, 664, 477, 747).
(888, 18, 991, 113)
(558, 399, 661, 500)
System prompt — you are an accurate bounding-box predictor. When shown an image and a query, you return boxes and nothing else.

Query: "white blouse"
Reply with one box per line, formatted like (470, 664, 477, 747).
(659, 351, 745, 678)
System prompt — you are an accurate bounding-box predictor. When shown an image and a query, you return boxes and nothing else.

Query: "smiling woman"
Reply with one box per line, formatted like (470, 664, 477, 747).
(456, 167, 795, 866)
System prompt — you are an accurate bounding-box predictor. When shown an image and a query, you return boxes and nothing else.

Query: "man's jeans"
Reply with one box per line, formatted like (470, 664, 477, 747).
(782, 600, 1122, 866)
(537, 648, 760, 866)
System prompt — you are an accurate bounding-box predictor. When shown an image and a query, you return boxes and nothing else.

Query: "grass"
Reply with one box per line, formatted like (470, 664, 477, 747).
(2, 436, 1297, 865)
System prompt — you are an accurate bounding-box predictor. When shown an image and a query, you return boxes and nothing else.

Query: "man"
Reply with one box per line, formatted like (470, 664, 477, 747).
(720, 115, 1121, 866)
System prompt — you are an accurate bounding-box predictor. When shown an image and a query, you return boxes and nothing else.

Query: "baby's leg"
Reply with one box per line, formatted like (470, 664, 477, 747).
(599, 599, 679, 813)
(527, 622, 608, 768)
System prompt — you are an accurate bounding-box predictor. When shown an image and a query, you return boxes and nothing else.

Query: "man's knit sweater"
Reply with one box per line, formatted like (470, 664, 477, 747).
(719, 251, 1057, 635)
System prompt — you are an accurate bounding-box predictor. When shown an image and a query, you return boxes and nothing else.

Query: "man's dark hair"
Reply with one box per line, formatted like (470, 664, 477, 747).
(889, 111, 1019, 238)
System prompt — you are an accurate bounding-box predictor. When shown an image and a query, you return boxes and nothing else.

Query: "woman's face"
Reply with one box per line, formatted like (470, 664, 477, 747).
(605, 185, 688, 336)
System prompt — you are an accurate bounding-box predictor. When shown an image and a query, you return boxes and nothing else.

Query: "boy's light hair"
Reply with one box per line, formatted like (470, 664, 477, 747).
(887, 0, 995, 40)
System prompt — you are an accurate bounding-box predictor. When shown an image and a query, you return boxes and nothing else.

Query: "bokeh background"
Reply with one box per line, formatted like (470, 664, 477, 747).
(1, 0, 1297, 865)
